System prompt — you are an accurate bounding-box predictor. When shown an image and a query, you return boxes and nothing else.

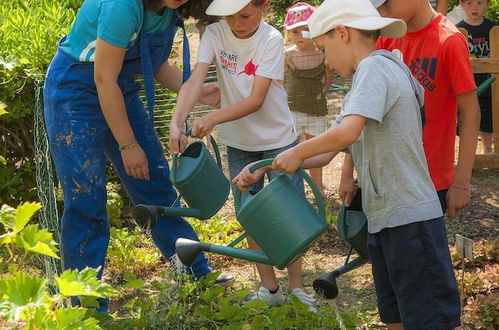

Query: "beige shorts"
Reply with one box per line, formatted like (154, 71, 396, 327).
(292, 111, 328, 137)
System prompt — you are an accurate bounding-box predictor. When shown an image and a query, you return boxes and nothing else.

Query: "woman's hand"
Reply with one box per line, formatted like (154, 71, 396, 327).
(232, 162, 270, 192)
(198, 83, 221, 108)
(121, 144, 149, 180)
(272, 148, 303, 174)
(168, 123, 188, 155)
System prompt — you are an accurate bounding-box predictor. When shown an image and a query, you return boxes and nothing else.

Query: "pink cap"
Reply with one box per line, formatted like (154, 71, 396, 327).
(284, 2, 315, 30)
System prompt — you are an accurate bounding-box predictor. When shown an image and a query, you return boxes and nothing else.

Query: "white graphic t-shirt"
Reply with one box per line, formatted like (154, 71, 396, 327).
(197, 20, 297, 151)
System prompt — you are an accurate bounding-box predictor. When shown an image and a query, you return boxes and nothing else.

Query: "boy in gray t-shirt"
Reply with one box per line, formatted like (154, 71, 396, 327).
(233, 0, 461, 328)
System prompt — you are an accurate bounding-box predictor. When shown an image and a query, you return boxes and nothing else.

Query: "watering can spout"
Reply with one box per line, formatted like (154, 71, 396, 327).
(134, 204, 204, 229)
(175, 238, 273, 267)
(175, 238, 212, 266)
(133, 204, 163, 229)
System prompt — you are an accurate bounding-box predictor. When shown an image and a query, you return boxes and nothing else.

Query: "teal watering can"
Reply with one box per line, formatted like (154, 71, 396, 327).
(175, 158, 328, 270)
(134, 131, 230, 227)
(313, 190, 369, 299)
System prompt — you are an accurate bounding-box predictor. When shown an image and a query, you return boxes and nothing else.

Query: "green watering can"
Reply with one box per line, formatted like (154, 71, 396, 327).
(134, 132, 230, 227)
(175, 158, 328, 270)
(313, 191, 369, 299)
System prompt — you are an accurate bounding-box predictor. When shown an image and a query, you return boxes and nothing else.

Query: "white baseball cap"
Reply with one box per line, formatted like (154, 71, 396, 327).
(370, 0, 388, 8)
(306, 0, 406, 39)
(206, 0, 252, 16)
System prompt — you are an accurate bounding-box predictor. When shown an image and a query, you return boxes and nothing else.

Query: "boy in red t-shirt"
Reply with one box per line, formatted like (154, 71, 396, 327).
(343, 0, 480, 220)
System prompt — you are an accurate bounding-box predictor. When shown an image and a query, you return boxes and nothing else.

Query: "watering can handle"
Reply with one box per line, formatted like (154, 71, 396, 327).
(172, 128, 223, 172)
(233, 158, 326, 221)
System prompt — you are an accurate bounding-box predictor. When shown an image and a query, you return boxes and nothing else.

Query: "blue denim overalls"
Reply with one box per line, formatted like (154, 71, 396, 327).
(44, 11, 211, 312)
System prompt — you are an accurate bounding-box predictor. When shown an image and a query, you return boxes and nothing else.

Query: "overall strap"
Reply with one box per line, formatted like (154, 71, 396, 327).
(140, 13, 191, 121)
(176, 17, 191, 83)
(140, 28, 156, 119)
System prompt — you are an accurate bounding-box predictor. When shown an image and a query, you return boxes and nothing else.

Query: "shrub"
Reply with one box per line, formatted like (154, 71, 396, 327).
(0, 0, 78, 205)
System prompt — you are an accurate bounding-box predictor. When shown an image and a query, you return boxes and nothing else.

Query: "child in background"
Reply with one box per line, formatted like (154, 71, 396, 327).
(284, 2, 333, 199)
(169, 0, 316, 311)
(457, 0, 497, 153)
(234, 1, 461, 328)
(368, 0, 480, 218)
(430, 0, 449, 15)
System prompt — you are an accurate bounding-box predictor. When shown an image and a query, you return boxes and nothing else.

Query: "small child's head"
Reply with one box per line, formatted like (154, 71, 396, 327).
(206, 0, 269, 39)
(284, 2, 316, 50)
(307, 0, 406, 77)
(460, 0, 490, 23)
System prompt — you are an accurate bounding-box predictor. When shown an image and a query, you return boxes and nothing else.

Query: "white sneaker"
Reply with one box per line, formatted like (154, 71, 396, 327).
(291, 288, 317, 313)
(242, 286, 285, 305)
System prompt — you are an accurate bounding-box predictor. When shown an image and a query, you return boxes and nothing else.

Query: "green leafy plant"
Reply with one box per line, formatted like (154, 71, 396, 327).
(0, 0, 78, 205)
(0, 201, 116, 329)
(106, 227, 161, 276)
(187, 215, 248, 248)
(0, 202, 58, 271)
(114, 271, 355, 329)
(106, 182, 124, 228)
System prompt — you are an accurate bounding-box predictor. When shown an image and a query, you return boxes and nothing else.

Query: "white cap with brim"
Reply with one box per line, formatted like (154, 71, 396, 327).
(306, 0, 406, 39)
(370, 0, 388, 8)
(206, 0, 252, 16)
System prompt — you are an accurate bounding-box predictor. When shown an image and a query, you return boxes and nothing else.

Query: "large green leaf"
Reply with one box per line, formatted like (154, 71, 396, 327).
(24, 306, 102, 330)
(52, 307, 101, 329)
(55, 268, 117, 298)
(0, 232, 13, 247)
(15, 224, 59, 259)
(0, 272, 47, 321)
(13, 202, 41, 234)
(0, 204, 15, 230)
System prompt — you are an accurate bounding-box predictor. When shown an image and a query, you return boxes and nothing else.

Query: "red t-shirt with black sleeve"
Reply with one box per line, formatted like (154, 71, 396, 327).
(377, 15, 476, 191)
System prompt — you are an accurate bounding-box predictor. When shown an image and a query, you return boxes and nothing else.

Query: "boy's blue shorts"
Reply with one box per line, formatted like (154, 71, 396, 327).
(367, 217, 461, 330)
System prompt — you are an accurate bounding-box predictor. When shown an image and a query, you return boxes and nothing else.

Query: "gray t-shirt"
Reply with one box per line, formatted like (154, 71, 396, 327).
(336, 50, 443, 233)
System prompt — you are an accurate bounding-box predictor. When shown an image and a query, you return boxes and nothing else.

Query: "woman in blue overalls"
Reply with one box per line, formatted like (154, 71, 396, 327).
(44, 0, 230, 312)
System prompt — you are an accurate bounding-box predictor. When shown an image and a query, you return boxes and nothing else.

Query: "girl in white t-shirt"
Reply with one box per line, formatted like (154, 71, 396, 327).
(169, 0, 316, 312)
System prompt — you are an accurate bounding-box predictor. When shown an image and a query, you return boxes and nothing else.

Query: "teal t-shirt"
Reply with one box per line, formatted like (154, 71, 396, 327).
(60, 0, 175, 62)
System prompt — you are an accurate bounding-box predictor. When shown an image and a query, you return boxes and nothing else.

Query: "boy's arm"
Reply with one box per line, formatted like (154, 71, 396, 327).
(273, 115, 366, 173)
(233, 151, 339, 191)
(169, 62, 211, 154)
(302, 151, 339, 169)
(190, 76, 272, 139)
(447, 90, 480, 218)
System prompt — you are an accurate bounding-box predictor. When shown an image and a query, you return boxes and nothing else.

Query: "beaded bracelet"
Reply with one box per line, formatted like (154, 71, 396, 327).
(451, 184, 470, 191)
(119, 141, 138, 151)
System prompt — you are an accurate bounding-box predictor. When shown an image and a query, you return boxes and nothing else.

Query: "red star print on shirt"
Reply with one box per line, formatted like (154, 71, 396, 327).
(238, 59, 258, 76)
